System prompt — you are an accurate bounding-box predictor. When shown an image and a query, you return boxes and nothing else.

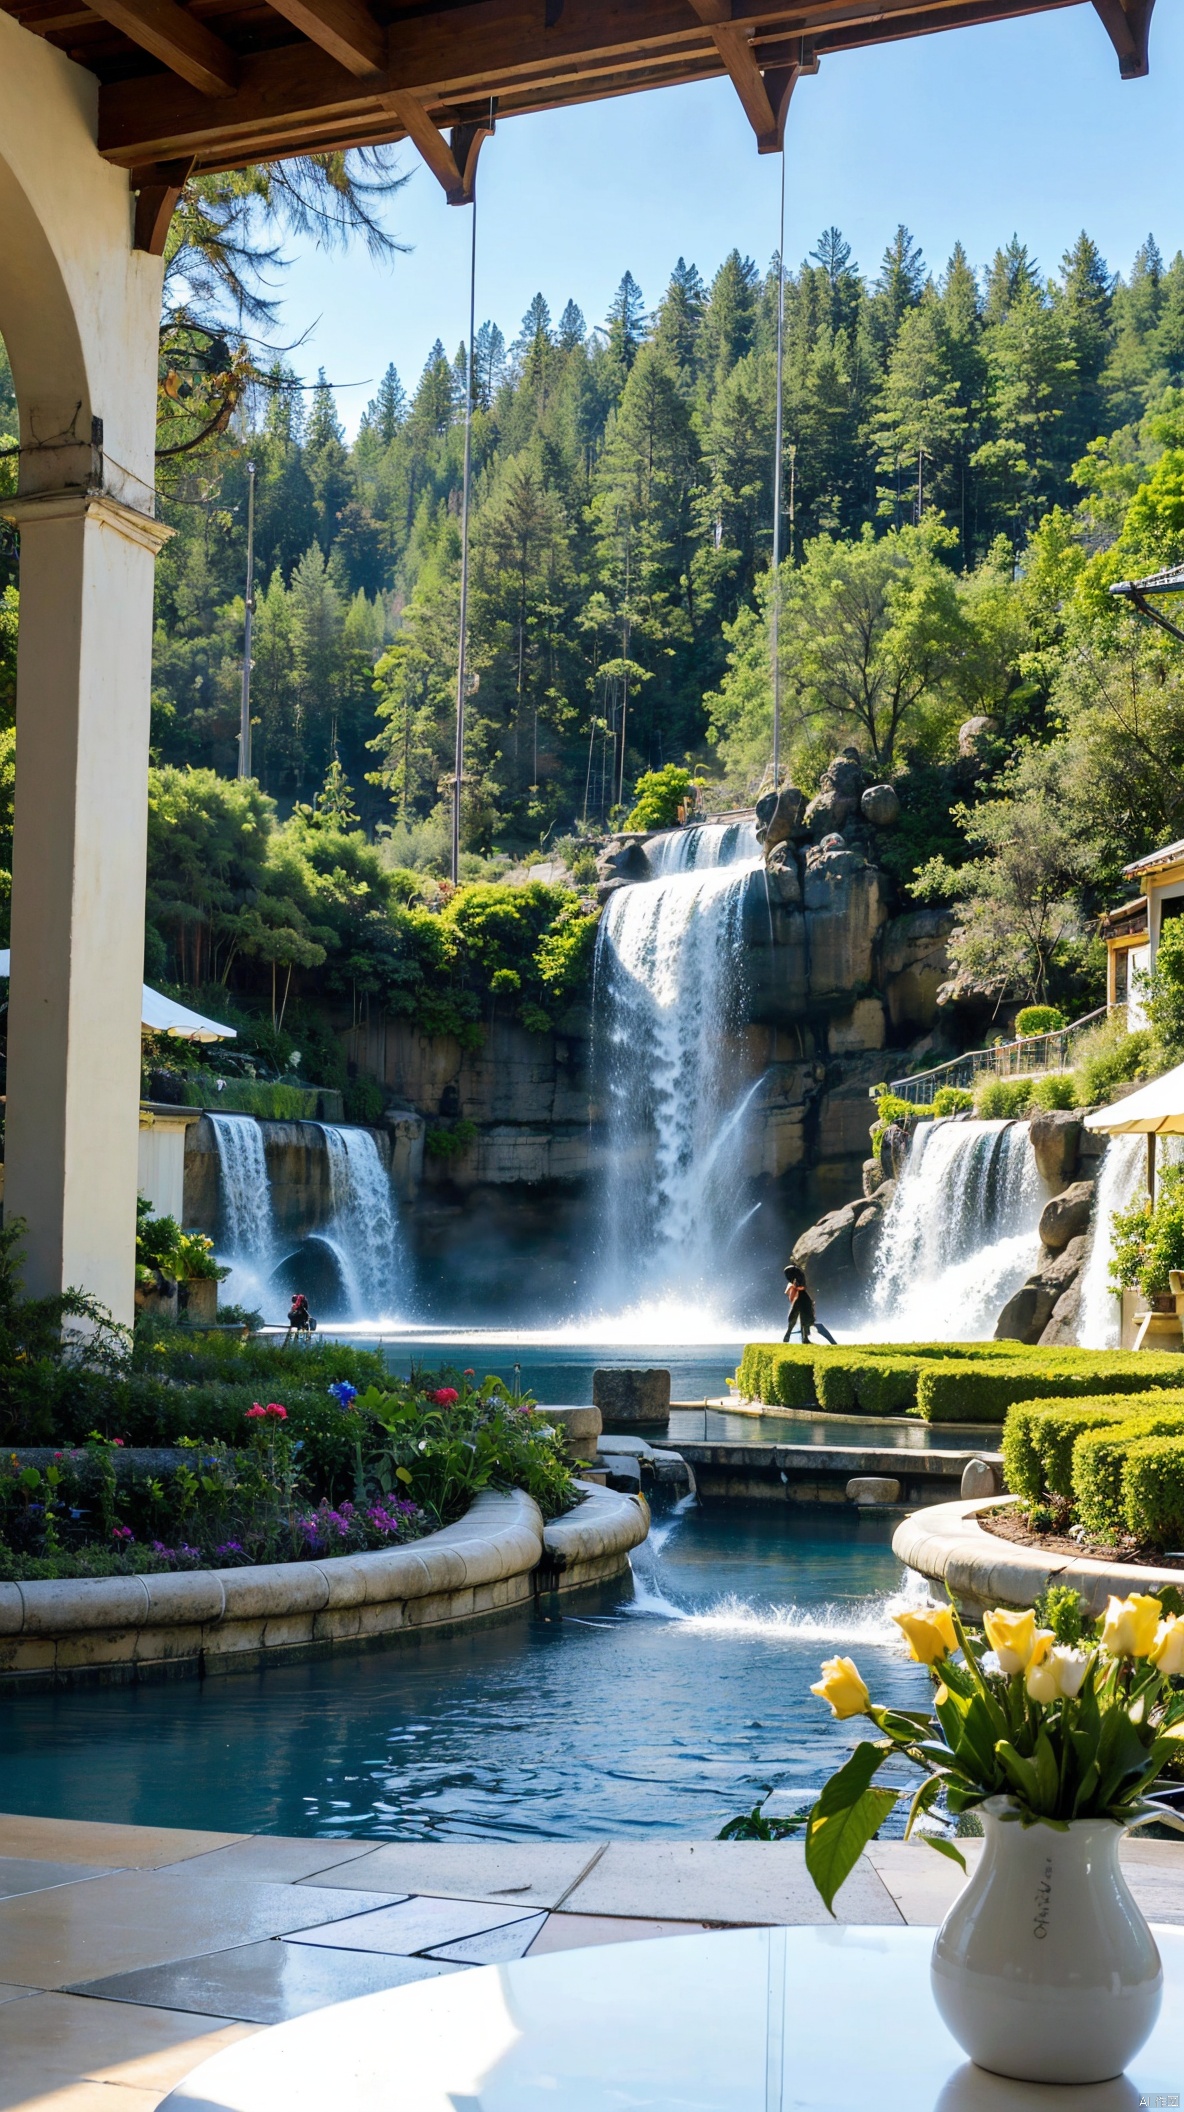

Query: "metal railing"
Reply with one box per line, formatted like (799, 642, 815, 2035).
(885, 1006, 1114, 1106)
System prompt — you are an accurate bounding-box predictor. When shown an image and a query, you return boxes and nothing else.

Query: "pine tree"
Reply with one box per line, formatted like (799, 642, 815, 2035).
(557, 300, 586, 350)
(368, 363, 406, 445)
(653, 258, 706, 381)
(983, 237, 1042, 325)
(699, 252, 758, 396)
(473, 322, 506, 409)
(874, 226, 927, 342)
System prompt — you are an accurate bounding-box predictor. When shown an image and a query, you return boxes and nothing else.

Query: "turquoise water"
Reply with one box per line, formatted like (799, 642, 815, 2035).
(0, 1502, 932, 1841)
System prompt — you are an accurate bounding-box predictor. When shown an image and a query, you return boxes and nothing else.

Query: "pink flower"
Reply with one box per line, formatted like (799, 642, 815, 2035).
(429, 1387, 459, 1407)
(247, 1402, 288, 1421)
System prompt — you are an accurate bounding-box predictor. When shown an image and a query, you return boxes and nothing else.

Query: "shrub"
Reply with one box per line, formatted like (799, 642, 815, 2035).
(1073, 1406, 1184, 1541)
(343, 1079, 385, 1125)
(932, 1086, 974, 1116)
(1032, 1582, 1093, 1645)
(1121, 1435, 1184, 1546)
(1109, 1163, 1184, 1296)
(916, 1354, 1184, 1425)
(1001, 1396, 1143, 1504)
(424, 1119, 478, 1160)
(1073, 1018, 1152, 1106)
(1029, 1072, 1079, 1112)
(624, 765, 693, 832)
(1015, 1006, 1067, 1037)
(973, 1076, 1033, 1119)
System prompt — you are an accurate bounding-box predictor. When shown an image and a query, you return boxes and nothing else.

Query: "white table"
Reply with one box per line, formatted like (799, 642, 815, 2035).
(164, 1923, 1184, 2111)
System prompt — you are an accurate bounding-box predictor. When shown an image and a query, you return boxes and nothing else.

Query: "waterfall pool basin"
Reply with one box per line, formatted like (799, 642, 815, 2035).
(0, 1502, 932, 1841)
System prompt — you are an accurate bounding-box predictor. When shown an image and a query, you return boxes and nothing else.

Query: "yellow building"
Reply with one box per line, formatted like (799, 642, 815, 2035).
(1101, 840, 1184, 1025)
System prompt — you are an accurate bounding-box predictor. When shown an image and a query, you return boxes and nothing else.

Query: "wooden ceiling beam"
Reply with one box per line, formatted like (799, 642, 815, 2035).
(86, 0, 239, 94)
(263, 0, 384, 77)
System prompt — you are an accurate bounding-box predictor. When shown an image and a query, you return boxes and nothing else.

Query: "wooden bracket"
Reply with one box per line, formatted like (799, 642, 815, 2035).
(688, 4, 816, 152)
(132, 157, 194, 254)
(1092, 0, 1155, 78)
(757, 49, 817, 154)
(382, 89, 493, 204)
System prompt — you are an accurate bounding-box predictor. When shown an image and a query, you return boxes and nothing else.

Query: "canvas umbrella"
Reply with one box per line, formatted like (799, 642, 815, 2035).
(1083, 1058, 1184, 1203)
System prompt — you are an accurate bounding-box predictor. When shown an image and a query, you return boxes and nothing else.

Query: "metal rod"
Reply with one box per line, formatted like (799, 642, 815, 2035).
(1149, 1130, 1157, 1208)
(238, 459, 255, 779)
(451, 193, 479, 887)
(770, 150, 787, 791)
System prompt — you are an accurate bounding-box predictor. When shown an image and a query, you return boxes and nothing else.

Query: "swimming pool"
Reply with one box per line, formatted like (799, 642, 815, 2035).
(0, 1500, 933, 1841)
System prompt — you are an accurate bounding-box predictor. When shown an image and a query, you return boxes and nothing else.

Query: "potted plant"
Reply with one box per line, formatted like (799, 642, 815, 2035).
(1110, 1164, 1184, 1315)
(804, 1595, 1184, 2083)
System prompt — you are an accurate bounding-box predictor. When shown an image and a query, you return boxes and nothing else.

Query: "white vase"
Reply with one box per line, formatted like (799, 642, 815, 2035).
(930, 1797, 1162, 2084)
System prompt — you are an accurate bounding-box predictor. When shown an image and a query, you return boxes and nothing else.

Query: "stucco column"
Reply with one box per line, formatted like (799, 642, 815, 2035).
(2, 490, 170, 1325)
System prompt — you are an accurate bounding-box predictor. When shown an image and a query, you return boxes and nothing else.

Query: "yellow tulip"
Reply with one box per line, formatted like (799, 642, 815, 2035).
(1026, 1641, 1086, 1703)
(1151, 1615, 1184, 1678)
(894, 1606, 959, 1666)
(810, 1656, 871, 1719)
(983, 1606, 1038, 1675)
(1100, 1594, 1162, 1659)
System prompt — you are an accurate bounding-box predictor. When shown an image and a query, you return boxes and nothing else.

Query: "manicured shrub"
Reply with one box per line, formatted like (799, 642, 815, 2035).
(1015, 1006, 1067, 1037)
(1001, 1396, 1146, 1504)
(973, 1076, 1033, 1119)
(1121, 1436, 1184, 1547)
(1073, 1406, 1184, 1542)
(916, 1355, 1184, 1425)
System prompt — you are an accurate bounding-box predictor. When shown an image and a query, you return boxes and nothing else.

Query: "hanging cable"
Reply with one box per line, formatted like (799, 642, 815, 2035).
(451, 185, 479, 886)
(770, 148, 787, 792)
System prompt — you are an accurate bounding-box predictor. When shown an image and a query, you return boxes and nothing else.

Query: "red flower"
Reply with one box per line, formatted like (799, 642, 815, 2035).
(247, 1402, 287, 1422)
(429, 1387, 459, 1407)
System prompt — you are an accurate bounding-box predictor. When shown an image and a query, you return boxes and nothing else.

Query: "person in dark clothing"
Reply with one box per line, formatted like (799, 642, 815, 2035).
(287, 1293, 315, 1337)
(783, 1264, 837, 1346)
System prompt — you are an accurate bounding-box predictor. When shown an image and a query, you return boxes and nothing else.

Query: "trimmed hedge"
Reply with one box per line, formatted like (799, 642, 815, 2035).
(1073, 1407, 1184, 1542)
(1121, 1436, 1184, 1547)
(916, 1355, 1184, 1425)
(1001, 1396, 1151, 1504)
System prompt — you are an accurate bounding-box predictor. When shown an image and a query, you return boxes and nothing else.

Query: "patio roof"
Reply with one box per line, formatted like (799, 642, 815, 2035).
(0, 0, 1158, 183)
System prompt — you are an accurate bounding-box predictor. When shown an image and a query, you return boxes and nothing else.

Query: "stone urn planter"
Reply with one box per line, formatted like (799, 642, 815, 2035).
(930, 1799, 1162, 2084)
(179, 1276, 219, 1325)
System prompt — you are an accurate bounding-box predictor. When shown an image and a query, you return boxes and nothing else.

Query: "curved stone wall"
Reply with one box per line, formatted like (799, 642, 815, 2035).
(0, 1482, 649, 1689)
(894, 1495, 1182, 1615)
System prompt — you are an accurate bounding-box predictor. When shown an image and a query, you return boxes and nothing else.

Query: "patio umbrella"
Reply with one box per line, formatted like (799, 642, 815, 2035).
(1083, 1058, 1184, 1202)
(0, 953, 235, 1044)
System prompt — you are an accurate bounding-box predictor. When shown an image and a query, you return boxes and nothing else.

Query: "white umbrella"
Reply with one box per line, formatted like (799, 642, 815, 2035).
(1083, 1059, 1184, 1201)
(0, 952, 235, 1044)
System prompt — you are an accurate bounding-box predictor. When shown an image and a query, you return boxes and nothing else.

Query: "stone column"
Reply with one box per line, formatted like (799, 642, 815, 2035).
(2, 490, 170, 1325)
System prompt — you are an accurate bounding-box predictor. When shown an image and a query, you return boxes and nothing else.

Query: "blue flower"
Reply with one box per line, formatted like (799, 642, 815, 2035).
(328, 1380, 358, 1409)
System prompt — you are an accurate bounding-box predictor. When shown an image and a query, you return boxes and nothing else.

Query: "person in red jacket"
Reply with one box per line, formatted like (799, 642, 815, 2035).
(783, 1264, 836, 1345)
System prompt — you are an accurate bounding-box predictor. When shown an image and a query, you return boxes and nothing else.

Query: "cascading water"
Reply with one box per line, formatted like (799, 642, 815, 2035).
(209, 1112, 275, 1311)
(594, 822, 764, 1313)
(319, 1123, 401, 1318)
(1075, 1133, 1154, 1347)
(868, 1119, 1045, 1340)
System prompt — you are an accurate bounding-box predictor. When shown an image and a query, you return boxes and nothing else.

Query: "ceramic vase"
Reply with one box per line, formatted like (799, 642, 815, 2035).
(930, 1798, 1162, 2084)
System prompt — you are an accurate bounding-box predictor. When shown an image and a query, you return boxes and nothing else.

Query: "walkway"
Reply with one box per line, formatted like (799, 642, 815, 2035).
(1, 1813, 1181, 2107)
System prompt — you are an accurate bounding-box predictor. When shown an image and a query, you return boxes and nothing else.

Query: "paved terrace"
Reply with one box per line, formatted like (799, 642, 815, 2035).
(0, 1815, 1181, 2108)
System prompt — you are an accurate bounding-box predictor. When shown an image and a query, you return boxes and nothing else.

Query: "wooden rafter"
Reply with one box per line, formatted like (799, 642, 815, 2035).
(85, 0, 238, 96)
(132, 154, 194, 250)
(0, 0, 1151, 172)
(264, 0, 383, 80)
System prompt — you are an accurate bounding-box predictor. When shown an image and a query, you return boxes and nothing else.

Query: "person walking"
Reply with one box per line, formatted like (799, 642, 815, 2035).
(783, 1263, 836, 1346)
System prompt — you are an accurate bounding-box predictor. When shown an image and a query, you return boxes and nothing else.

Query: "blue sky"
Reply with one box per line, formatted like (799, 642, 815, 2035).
(274, 3, 1184, 437)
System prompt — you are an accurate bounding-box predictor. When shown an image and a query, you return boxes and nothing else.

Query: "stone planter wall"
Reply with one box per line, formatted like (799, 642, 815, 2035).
(893, 1495, 1183, 1615)
(0, 1482, 649, 1691)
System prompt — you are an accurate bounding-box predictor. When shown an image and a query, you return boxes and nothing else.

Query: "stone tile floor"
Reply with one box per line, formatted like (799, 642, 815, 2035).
(0, 1813, 1179, 2110)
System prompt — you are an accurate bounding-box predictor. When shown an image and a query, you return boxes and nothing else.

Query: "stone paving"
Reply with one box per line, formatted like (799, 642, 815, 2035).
(0, 1812, 1180, 2108)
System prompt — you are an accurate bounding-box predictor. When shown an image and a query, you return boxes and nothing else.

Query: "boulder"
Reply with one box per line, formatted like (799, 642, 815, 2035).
(862, 1157, 885, 1199)
(1039, 1276, 1085, 1348)
(958, 715, 999, 759)
(995, 1281, 1058, 1344)
(824, 751, 865, 802)
(1028, 1110, 1082, 1189)
(861, 783, 900, 828)
(764, 841, 802, 907)
(1040, 1232, 1090, 1293)
(805, 789, 854, 838)
(880, 1124, 908, 1180)
(851, 1203, 885, 1280)
(755, 784, 806, 851)
(792, 1201, 861, 1300)
(1038, 1180, 1095, 1252)
(592, 1368, 671, 1424)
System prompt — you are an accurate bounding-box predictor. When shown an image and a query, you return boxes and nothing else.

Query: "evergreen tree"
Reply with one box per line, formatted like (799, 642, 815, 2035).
(604, 272, 648, 389)
(874, 226, 927, 343)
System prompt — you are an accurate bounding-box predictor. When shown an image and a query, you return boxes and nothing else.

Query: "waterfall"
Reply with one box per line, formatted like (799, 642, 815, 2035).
(319, 1124, 401, 1318)
(594, 824, 763, 1311)
(646, 819, 760, 876)
(1075, 1134, 1150, 1347)
(209, 1112, 275, 1312)
(868, 1119, 1045, 1341)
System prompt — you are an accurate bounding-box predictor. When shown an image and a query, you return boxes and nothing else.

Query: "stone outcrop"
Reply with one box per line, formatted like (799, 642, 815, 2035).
(1038, 1181, 1095, 1252)
(996, 1234, 1090, 1345)
(791, 1174, 895, 1307)
(1028, 1110, 1083, 1189)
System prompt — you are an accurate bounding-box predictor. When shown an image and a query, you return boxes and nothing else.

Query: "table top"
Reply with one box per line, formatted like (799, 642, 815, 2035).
(164, 1923, 1184, 2111)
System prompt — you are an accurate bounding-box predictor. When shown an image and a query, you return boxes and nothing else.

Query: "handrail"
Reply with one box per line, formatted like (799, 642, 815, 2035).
(884, 1005, 1115, 1105)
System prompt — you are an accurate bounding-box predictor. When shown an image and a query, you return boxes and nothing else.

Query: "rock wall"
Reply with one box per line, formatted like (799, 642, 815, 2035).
(995, 1113, 1107, 1345)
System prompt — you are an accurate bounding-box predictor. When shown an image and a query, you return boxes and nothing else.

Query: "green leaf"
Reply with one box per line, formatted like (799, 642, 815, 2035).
(806, 1786, 900, 1915)
(904, 1773, 942, 1840)
(995, 1739, 1041, 1806)
(812, 1740, 890, 1818)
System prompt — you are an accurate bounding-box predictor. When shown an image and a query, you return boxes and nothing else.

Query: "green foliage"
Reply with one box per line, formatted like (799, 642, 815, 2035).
(973, 1076, 1033, 1118)
(1145, 916, 1184, 1066)
(1032, 1583, 1093, 1647)
(343, 1078, 385, 1125)
(932, 1086, 974, 1115)
(624, 766, 693, 831)
(1121, 1435, 1184, 1546)
(1001, 1396, 1140, 1503)
(915, 1354, 1184, 1424)
(1015, 1005, 1067, 1036)
(357, 1374, 577, 1524)
(1072, 1406, 1184, 1542)
(1073, 1018, 1152, 1106)
(1110, 1162, 1184, 1296)
(424, 1118, 477, 1161)
(1028, 1072, 1079, 1111)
